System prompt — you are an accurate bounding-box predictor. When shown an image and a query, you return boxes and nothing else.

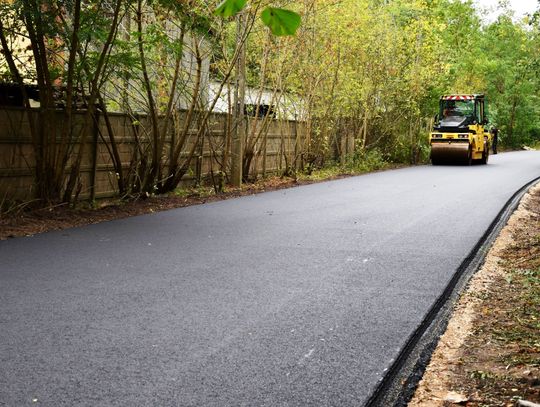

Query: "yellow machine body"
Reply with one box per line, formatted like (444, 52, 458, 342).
(430, 95, 492, 165)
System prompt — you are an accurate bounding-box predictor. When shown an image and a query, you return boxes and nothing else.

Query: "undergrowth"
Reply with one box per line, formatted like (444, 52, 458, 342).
(298, 149, 392, 182)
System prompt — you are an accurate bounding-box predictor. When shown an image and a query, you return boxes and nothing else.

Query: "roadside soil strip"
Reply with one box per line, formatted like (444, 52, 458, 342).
(409, 184, 540, 406)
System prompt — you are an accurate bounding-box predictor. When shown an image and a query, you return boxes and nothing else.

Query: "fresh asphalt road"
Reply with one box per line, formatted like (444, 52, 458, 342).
(1, 151, 540, 406)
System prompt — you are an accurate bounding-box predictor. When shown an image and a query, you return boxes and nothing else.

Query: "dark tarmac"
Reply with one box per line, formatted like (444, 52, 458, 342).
(1, 151, 539, 406)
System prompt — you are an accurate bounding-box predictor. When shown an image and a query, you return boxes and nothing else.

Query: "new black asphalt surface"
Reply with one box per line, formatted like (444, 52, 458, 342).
(1, 151, 540, 406)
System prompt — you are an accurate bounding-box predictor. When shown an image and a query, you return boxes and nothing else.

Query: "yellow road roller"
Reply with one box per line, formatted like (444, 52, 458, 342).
(430, 94, 491, 165)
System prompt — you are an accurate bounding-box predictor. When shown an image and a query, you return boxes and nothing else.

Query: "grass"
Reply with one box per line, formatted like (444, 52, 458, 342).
(298, 149, 394, 182)
(173, 185, 219, 199)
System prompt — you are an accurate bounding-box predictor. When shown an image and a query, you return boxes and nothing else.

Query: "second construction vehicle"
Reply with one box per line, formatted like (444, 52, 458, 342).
(430, 94, 491, 165)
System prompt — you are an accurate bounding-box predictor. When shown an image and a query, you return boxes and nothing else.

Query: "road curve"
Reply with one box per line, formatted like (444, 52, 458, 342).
(1, 151, 540, 406)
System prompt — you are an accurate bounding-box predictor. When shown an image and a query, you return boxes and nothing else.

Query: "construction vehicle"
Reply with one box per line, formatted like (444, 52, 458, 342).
(430, 94, 491, 165)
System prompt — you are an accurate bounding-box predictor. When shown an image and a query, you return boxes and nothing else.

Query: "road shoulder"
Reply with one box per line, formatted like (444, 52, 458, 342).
(409, 184, 540, 406)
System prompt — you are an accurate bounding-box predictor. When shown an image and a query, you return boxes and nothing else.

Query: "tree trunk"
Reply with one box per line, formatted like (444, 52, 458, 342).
(231, 11, 247, 187)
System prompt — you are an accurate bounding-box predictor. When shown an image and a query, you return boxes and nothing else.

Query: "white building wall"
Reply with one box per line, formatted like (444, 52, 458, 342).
(208, 81, 305, 121)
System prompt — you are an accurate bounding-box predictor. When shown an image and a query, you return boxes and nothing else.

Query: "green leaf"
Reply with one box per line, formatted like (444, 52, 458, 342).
(260, 7, 301, 36)
(214, 0, 247, 18)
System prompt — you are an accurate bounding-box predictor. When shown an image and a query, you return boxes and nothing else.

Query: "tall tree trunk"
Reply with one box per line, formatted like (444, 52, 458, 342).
(231, 11, 247, 187)
(136, 0, 161, 193)
(63, 0, 123, 203)
(56, 0, 81, 192)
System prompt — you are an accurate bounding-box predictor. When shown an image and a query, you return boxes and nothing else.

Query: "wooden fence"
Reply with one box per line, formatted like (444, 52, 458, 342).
(0, 107, 307, 202)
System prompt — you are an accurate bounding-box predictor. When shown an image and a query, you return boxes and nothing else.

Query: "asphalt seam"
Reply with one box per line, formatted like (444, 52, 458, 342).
(364, 175, 540, 407)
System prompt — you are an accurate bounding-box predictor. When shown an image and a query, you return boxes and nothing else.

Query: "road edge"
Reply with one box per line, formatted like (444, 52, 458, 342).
(364, 176, 540, 407)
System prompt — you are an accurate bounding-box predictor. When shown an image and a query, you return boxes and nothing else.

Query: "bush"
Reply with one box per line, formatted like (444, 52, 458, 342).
(344, 148, 387, 172)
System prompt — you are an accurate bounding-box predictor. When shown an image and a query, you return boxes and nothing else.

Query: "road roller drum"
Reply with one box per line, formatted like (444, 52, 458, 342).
(430, 141, 470, 164)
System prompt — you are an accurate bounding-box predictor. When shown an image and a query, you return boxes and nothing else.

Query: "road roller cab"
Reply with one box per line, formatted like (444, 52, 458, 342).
(430, 94, 491, 165)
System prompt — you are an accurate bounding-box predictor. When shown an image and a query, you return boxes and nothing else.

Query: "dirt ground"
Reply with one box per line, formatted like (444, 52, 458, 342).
(0, 176, 311, 240)
(1, 166, 407, 240)
(409, 184, 540, 406)
(1, 160, 413, 240)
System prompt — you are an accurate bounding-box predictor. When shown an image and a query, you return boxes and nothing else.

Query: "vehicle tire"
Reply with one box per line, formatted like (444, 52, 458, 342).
(480, 146, 489, 165)
(466, 147, 473, 166)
